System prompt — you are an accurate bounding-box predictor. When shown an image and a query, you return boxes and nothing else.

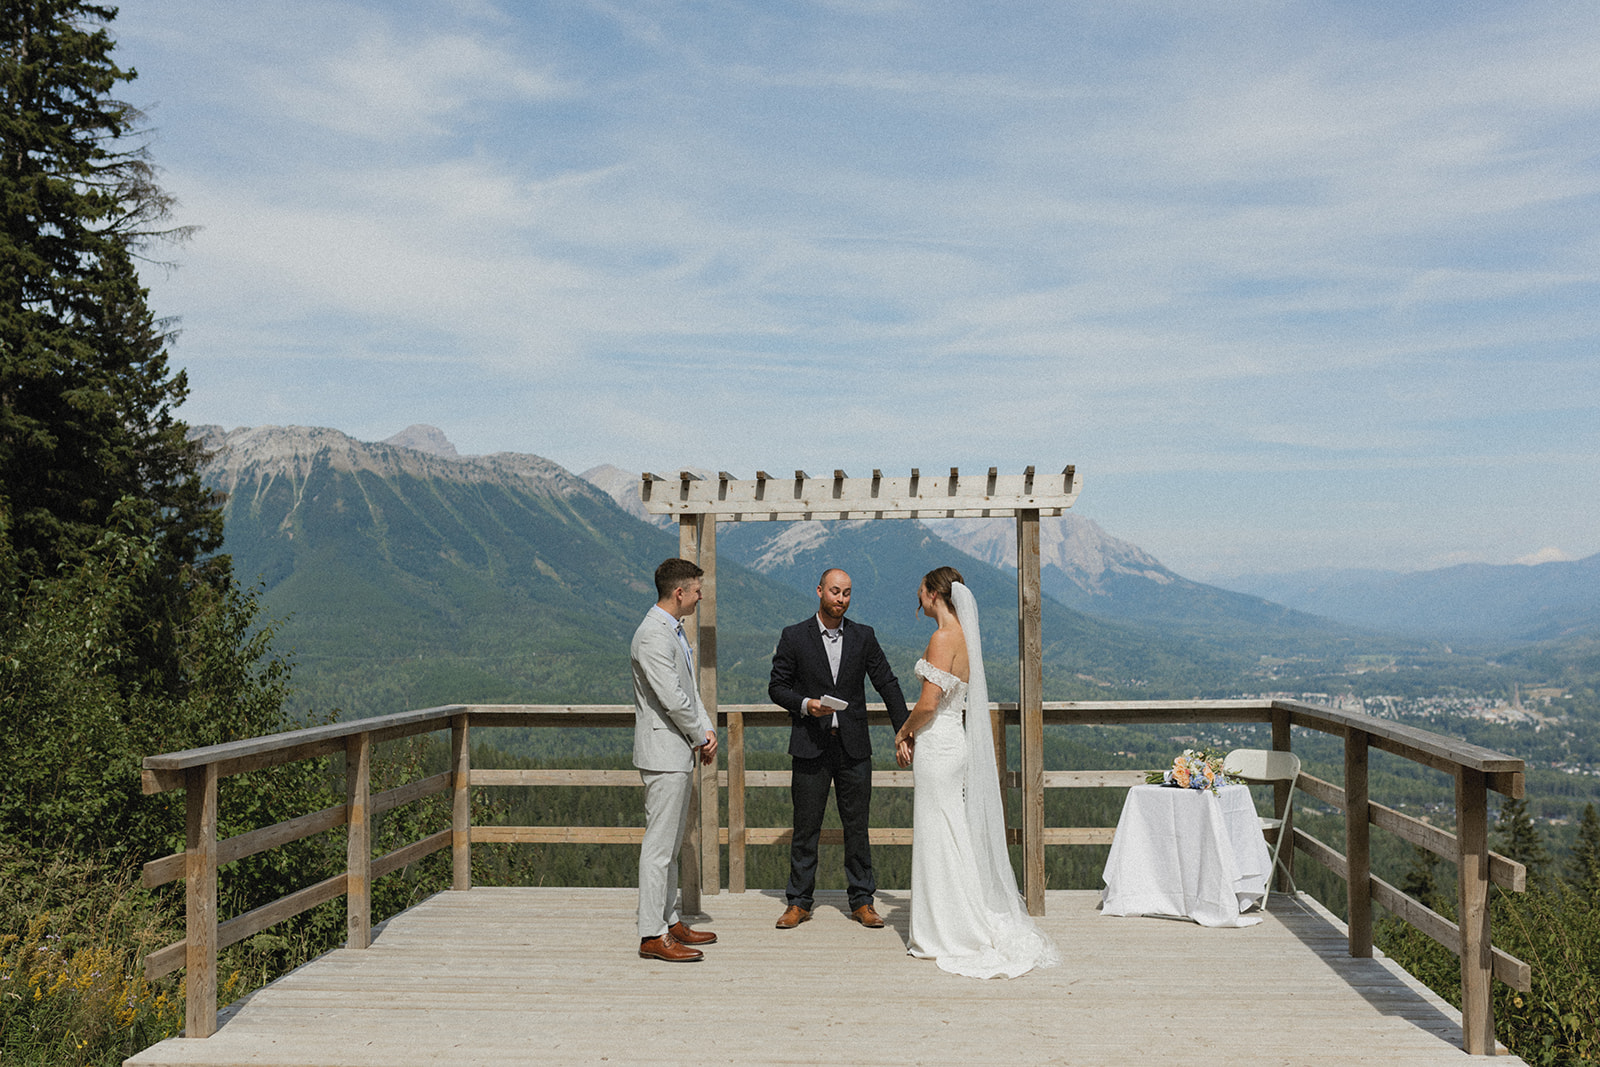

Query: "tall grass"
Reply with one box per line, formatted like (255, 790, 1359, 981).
(0, 843, 363, 1066)
(0, 846, 182, 1065)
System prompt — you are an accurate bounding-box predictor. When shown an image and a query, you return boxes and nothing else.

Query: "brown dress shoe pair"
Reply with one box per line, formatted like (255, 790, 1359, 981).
(639, 934, 703, 962)
(851, 903, 885, 928)
(669, 921, 717, 945)
(774, 904, 812, 929)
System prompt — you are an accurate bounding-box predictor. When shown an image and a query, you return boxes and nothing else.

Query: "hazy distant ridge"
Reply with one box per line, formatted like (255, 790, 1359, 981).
(1220, 557, 1600, 642)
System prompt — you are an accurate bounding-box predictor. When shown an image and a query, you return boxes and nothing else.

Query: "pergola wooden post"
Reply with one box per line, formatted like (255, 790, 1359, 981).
(642, 465, 1079, 914)
(675, 510, 721, 915)
(1015, 508, 1045, 914)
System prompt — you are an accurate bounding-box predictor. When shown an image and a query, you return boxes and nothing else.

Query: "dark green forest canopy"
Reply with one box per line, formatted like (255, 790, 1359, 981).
(2, 0, 220, 603)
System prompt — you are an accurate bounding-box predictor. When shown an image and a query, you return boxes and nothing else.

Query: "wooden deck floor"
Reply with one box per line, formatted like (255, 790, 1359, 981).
(126, 887, 1519, 1066)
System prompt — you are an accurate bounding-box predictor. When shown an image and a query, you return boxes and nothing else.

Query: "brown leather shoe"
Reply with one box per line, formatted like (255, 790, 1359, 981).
(639, 934, 703, 962)
(851, 903, 885, 928)
(669, 921, 717, 945)
(774, 904, 812, 929)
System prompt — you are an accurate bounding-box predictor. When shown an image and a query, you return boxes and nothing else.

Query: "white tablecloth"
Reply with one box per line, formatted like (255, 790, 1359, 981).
(1100, 783, 1272, 928)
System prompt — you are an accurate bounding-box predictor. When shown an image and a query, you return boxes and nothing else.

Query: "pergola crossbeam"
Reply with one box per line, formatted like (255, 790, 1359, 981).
(639, 466, 1078, 520)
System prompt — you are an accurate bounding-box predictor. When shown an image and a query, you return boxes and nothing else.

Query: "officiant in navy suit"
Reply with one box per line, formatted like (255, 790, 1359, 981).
(769, 567, 909, 930)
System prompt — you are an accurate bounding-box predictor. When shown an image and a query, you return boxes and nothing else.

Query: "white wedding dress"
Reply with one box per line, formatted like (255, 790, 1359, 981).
(907, 584, 1059, 979)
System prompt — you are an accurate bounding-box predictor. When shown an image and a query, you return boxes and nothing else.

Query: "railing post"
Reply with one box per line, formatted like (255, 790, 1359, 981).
(1271, 707, 1294, 893)
(452, 714, 471, 891)
(184, 763, 218, 1039)
(728, 710, 746, 893)
(1344, 728, 1371, 957)
(346, 732, 372, 949)
(1456, 767, 1494, 1055)
(1016, 508, 1045, 915)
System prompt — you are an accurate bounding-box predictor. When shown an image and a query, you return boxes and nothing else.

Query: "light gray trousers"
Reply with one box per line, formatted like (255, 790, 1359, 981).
(638, 768, 693, 939)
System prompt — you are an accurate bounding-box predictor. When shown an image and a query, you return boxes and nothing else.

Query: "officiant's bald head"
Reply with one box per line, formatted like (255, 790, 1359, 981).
(816, 568, 852, 625)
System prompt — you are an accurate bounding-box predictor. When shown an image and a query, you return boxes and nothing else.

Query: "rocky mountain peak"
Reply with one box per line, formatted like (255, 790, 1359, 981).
(188, 424, 229, 453)
(580, 464, 712, 528)
(922, 515, 1174, 594)
(383, 424, 460, 457)
(196, 424, 592, 503)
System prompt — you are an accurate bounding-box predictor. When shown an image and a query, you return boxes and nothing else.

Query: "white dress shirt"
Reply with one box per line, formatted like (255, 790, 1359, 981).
(816, 613, 842, 727)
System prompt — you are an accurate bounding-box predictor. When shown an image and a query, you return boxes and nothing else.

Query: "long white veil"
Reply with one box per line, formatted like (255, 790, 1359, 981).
(950, 581, 1060, 973)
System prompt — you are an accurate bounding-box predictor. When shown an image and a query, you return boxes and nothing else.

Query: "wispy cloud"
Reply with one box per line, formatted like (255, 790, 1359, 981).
(116, 0, 1600, 574)
(267, 29, 570, 141)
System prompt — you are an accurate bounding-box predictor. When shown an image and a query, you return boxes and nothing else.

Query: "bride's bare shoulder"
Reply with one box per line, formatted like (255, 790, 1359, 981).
(923, 624, 965, 675)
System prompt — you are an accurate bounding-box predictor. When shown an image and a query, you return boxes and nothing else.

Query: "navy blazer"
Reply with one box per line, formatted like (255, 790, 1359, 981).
(769, 615, 909, 761)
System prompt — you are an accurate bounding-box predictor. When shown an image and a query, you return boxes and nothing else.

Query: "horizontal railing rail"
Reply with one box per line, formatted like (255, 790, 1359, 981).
(142, 698, 1527, 1053)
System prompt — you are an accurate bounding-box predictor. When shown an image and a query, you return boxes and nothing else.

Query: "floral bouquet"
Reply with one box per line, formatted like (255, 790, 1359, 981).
(1146, 748, 1236, 795)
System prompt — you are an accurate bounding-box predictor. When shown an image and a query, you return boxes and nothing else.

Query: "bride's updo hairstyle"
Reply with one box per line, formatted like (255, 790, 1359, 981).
(921, 566, 964, 613)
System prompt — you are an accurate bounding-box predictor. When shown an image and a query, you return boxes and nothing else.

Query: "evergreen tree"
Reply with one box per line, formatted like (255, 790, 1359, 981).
(1, 0, 220, 637)
(1495, 797, 1550, 885)
(0, 3, 297, 863)
(1569, 803, 1600, 900)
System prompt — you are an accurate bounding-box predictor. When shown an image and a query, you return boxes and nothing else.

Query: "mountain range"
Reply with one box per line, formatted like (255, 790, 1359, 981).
(1219, 558, 1600, 643)
(193, 424, 1588, 718)
(194, 425, 801, 717)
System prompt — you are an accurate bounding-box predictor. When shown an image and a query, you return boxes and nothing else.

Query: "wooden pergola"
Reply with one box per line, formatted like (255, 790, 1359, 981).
(639, 465, 1080, 915)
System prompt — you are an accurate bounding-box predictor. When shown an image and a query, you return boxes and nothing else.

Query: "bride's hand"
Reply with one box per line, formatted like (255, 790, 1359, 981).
(895, 734, 914, 767)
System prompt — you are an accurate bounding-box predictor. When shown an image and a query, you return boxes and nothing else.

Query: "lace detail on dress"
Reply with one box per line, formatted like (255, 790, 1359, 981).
(914, 658, 965, 694)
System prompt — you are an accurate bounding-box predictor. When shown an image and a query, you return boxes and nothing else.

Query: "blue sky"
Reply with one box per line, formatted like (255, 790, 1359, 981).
(113, 0, 1599, 580)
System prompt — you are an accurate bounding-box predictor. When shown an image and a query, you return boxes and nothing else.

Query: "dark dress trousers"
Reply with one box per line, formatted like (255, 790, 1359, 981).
(769, 615, 909, 909)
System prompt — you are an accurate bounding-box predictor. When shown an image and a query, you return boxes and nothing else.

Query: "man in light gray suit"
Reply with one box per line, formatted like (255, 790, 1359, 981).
(631, 558, 719, 962)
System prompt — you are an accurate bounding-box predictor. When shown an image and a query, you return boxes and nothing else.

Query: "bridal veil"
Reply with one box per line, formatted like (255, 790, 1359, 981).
(948, 581, 1060, 976)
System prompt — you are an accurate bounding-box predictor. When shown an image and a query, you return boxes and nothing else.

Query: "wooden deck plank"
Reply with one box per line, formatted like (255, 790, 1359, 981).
(126, 888, 1521, 1067)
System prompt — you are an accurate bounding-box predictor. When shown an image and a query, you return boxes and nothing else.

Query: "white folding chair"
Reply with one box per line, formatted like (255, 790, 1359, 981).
(1224, 748, 1301, 907)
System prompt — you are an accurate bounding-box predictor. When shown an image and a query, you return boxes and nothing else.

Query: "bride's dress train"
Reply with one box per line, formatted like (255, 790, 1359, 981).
(906, 583, 1059, 979)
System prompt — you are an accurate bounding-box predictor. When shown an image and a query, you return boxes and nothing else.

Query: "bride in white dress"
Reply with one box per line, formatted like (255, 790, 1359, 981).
(894, 567, 1059, 979)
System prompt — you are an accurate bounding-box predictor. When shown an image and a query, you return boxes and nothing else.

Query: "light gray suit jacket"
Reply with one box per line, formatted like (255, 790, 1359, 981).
(631, 607, 714, 773)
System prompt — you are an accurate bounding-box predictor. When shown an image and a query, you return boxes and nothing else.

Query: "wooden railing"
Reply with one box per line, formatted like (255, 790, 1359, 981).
(141, 698, 1528, 1054)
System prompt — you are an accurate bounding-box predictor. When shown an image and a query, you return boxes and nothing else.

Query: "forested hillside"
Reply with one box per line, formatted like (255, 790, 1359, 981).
(198, 425, 819, 714)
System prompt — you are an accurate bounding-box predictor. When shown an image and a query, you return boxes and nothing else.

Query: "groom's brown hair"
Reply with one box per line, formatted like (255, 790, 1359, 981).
(654, 558, 704, 599)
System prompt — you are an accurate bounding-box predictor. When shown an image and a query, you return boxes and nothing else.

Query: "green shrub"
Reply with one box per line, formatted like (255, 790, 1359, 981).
(1378, 883, 1600, 1065)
